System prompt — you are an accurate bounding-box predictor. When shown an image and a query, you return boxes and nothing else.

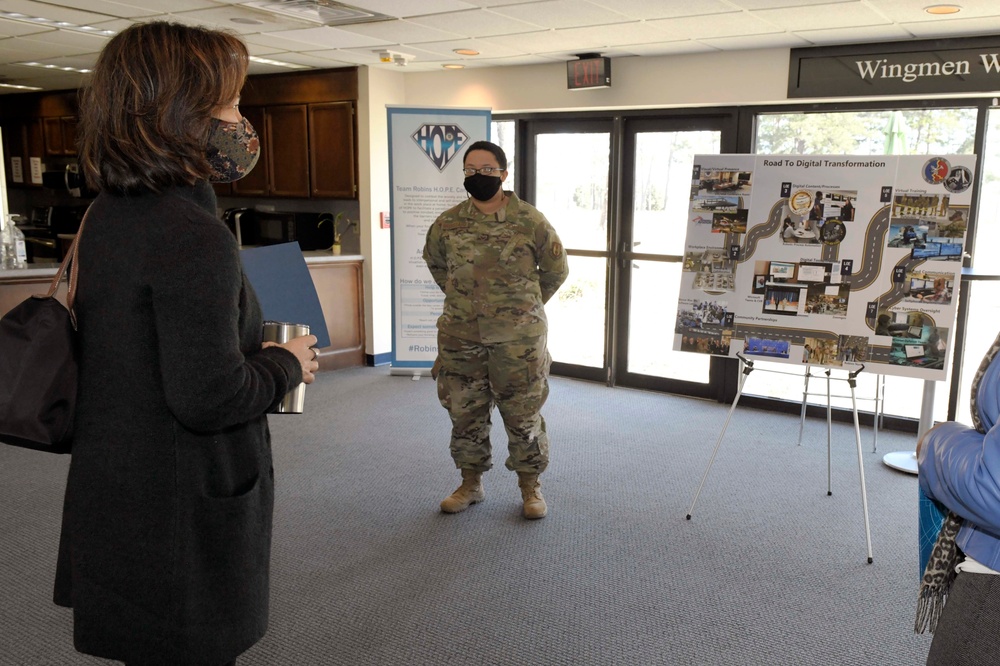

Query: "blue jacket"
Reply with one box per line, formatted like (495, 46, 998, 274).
(918, 341, 1000, 569)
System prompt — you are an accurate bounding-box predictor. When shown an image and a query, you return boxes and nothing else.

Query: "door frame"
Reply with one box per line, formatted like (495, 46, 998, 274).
(507, 109, 742, 394)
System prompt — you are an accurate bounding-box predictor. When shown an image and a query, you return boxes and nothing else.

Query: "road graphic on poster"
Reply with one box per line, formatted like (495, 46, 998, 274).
(676, 154, 974, 379)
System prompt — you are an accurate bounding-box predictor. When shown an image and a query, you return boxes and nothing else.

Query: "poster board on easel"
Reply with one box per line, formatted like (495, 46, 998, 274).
(675, 154, 975, 381)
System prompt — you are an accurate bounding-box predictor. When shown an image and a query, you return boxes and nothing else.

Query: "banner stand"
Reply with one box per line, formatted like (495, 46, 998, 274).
(389, 367, 431, 378)
(686, 353, 875, 564)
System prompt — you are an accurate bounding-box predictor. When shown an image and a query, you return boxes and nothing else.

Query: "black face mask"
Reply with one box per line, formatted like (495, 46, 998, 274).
(464, 174, 502, 202)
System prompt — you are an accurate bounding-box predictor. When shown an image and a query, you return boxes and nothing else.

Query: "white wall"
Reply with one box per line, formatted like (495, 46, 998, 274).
(357, 66, 405, 360)
(401, 48, 791, 112)
(359, 48, 793, 360)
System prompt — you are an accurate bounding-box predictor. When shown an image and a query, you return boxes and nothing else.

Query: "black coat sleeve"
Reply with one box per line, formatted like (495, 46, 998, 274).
(149, 217, 302, 432)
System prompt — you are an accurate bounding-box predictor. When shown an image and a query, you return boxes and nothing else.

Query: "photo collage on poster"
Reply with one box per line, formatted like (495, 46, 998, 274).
(674, 155, 975, 380)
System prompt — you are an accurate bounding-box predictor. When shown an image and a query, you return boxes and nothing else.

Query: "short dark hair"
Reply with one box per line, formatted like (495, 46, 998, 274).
(463, 140, 507, 170)
(77, 21, 249, 193)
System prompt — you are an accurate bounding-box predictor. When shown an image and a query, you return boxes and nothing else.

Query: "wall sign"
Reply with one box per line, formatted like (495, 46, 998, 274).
(567, 56, 611, 90)
(789, 36, 1000, 98)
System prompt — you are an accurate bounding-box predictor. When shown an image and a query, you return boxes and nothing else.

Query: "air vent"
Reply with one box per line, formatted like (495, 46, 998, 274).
(239, 0, 394, 26)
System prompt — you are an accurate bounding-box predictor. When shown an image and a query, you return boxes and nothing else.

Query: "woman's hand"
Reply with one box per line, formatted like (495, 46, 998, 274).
(263, 334, 319, 384)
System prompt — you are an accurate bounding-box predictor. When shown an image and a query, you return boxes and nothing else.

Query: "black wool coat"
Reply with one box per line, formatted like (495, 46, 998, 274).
(53, 183, 302, 666)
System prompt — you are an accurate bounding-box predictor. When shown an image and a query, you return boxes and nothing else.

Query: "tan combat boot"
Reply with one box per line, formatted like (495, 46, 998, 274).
(440, 469, 485, 513)
(517, 472, 547, 519)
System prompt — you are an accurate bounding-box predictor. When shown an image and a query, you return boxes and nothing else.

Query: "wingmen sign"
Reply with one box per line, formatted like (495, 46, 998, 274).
(789, 36, 1000, 98)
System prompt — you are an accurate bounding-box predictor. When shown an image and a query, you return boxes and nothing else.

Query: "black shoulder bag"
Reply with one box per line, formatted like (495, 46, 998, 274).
(0, 214, 86, 453)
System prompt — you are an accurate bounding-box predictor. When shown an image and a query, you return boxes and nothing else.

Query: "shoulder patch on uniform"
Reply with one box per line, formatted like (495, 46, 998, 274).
(551, 242, 563, 258)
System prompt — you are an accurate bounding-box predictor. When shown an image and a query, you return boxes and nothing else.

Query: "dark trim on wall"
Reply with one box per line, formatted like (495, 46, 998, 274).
(367, 352, 392, 366)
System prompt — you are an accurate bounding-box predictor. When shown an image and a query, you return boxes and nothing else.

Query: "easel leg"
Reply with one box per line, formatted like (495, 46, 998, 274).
(826, 369, 833, 496)
(872, 374, 882, 453)
(849, 371, 875, 564)
(686, 356, 753, 520)
(798, 367, 811, 447)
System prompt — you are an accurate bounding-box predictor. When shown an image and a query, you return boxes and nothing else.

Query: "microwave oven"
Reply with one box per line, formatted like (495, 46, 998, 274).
(254, 211, 333, 251)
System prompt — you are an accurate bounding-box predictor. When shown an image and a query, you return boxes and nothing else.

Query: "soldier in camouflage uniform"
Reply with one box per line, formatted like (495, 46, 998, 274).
(423, 140, 569, 520)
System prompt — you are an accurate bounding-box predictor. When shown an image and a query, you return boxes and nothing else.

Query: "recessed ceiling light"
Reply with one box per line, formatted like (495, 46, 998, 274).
(231, 17, 264, 25)
(0, 10, 116, 36)
(0, 82, 43, 91)
(248, 55, 309, 70)
(453, 49, 479, 56)
(925, 4, 962, 14)
(17, 61, 91, 74)
(443, 64, 465, 69)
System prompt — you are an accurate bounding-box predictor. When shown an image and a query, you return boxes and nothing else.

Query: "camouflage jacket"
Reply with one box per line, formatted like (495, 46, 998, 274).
(423, 191, 569, 343)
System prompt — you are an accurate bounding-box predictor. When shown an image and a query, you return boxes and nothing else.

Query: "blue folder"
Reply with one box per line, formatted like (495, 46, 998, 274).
(240, 242, 331, 348)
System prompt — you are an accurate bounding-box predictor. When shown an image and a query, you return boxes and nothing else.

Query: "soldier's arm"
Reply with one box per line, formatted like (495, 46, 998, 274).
(536, 220, 569, 303)
(423, 222, 448, 291)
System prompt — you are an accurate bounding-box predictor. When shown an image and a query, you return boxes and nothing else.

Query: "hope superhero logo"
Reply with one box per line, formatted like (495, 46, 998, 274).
(411, 124, 470, 172)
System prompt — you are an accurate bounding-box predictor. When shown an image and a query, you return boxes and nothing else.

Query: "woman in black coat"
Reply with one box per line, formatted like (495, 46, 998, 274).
(53, 22, 319, 666)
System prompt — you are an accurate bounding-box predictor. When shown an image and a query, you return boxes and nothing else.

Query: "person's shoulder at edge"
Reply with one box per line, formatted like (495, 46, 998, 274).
(121, 186, 240, 271)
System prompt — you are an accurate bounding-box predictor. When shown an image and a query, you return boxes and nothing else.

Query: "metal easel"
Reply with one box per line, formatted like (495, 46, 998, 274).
(685, 353, 875, 564)
(798, 367, 886, 452)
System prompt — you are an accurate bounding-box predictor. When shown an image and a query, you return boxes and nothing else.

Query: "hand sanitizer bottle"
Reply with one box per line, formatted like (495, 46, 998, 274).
(2, 214, 27, 269)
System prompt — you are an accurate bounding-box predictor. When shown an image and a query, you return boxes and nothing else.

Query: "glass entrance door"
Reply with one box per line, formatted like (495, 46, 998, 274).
(615, 117, 734, 397)
(522, 113, 737, 391)
(524, 119, 612, 382)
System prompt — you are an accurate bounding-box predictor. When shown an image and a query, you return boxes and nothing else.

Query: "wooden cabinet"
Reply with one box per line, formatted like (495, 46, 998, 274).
(309, 102, 356, 198)
(309, 259, 365, 370)
(231, 106, 268, 197)
(267, 104, 310, 198)
(2, 119, 45, 188)
(231, 101, 355, 199)
(43, 116, 78, 155)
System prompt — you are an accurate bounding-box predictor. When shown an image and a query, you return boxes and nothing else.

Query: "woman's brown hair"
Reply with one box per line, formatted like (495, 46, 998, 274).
(77, 21, 249, 193)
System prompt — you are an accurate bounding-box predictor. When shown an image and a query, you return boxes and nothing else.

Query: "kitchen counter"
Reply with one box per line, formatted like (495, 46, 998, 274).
(0, 264, 63, 281)
(0, 252, 363, 281)
(2, 253, 366, 372)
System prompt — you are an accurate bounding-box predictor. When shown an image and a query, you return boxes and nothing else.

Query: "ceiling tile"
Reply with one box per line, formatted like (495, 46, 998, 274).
(751, 2, 890, 31)
(491, 0, 632, 30)
(586, 0, 738, 20)
(330, 0, 478, 17)
(0, 18, 54, 38)
(259, 51, 360, 68)
(456, 0, 539, 6)
(16, 29, 110, 52)
(405, 38, 525, 58)
(697, 32, 812, 51)
(902, 15, 1000, 38)
(407, 9, 546, 36)
(37, 0, 203, 17)
(1, 0, 112, 25)
(331, 19, 465, 43)
(793, 23, 914, 46)
(728, 0, 856, 8)
(646, 12, 784, 40)
(164, 6, 311, 33)
(862, 0, 1000, 23)
(619, 41, 720, 56)
(257, 26, 389, 49)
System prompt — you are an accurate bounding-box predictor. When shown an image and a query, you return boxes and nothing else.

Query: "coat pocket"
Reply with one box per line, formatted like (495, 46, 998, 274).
(179, 472, 273, 628)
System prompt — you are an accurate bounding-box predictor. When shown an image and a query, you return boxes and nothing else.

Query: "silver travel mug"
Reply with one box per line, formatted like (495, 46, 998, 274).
(262, 320, 310, 414)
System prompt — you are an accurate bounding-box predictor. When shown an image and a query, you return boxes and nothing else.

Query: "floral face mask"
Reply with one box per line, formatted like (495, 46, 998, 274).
(206, 116, 260, 183)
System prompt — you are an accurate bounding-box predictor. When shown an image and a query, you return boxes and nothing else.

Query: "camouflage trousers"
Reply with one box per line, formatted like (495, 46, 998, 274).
(435, 331, 551, 474)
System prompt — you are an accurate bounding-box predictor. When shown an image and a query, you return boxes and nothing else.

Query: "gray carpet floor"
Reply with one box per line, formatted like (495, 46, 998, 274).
(1, 367, 933, 665)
